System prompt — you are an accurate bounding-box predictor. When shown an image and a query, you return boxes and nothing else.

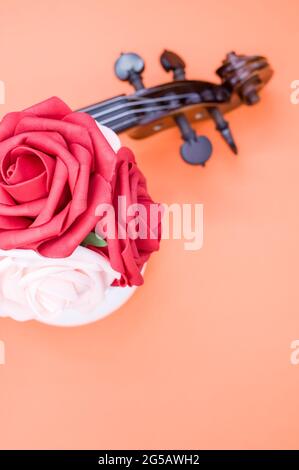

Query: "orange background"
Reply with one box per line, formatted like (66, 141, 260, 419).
(1, 0, 299, 450)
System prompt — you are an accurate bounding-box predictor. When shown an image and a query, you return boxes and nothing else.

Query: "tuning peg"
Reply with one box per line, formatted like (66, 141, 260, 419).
(208, 107, 238, 154)
(160, 50, 212, 164)
(174, 114, 213, 165)
(114, 52, 145, 90)
(160, 50, 186, 80)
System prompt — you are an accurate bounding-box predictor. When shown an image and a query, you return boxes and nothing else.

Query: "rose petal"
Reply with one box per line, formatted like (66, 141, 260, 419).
(15, 115, 93, 153)
(0, 112, 23, 141)
(5, 152, 45, 184)
(0, 186, 15, 205)
(0, 204, 70, 249)
(0, 215, 31, 230)
(3, 146, 55, 189)
(38, 174, 112, 257)
(65, 112, 117, 181)
(0, 171, 48, 202)
(0, 133, 28, 165)
(0, 246, 120, 321)
(24, 132, 79, 192)
(30, 159, 69, 227)
(0, 198, 47, 216)
(24, 96, 71, 119)
(63, 143, 92, 226)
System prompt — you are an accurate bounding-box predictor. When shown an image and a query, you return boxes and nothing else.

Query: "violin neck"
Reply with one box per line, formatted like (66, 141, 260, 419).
(79, 95, 137, 134)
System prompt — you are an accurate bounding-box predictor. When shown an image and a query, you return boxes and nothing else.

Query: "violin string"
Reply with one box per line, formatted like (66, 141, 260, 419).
(85, 92, 201, 120)
(97, 104, 178, 127)
(129, 92, 199, 104)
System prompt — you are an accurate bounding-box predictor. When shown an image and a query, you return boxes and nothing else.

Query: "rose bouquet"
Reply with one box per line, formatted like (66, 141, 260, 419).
(0, 97, 161, 325)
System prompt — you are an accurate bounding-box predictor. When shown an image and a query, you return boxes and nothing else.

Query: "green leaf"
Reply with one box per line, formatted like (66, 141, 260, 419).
(81, 232, 107, 248)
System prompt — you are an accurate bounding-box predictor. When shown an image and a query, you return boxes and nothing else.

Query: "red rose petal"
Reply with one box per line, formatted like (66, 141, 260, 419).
(0, 112, 23, 141)
(0, 215, 31, 230)
(0, 198, 47, 217)
(38, 173, 112, 258)
(4, 146, 55, 188)
(15, 116, 93, 153)
(24, 132, 79, 192)
(63, 143, 92, 227)
(0, 205, 70, 249)
(0, 171, 48, 203)
(65, 112, 117, 181)
(24, 96, 71, 119)
(31, 159, 69, 227)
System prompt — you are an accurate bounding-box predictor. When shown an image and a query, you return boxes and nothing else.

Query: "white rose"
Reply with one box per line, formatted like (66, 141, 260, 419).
(0, 246, 120, 321)
(97, 123, 121, 152)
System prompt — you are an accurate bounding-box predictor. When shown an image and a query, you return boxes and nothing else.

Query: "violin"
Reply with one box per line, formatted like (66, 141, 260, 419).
(79, 50, 273, 166)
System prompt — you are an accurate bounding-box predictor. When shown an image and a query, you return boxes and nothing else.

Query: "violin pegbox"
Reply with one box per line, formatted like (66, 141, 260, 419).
(80, 49, 273, 167)
(114, 49, 272, 166)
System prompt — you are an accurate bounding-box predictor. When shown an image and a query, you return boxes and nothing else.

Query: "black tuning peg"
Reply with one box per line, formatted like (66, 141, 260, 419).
(208, 107, 238, 155)
(160, 50, 186, 80)
(174, 114, 212, 166)
(114, 52, 145, 90)
(161, 49, 212, 165)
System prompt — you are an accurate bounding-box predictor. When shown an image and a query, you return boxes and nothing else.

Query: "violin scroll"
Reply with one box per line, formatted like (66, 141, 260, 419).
(216, 51, 272, 105)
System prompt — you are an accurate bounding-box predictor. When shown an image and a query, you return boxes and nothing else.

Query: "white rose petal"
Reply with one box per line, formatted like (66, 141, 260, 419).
(0, 246, 120, 321)
(96, 123, 121, 152)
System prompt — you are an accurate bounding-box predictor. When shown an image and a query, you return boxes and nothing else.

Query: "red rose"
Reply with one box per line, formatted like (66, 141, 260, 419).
(0, 97, 116, 257)
(91, 147, 162, 287)
(0, 96, 161, 287)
